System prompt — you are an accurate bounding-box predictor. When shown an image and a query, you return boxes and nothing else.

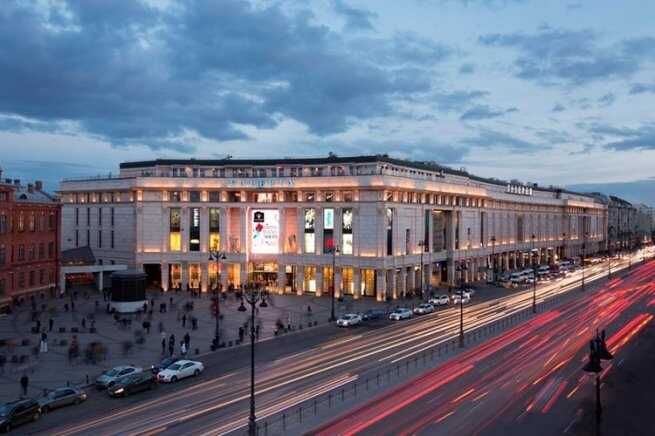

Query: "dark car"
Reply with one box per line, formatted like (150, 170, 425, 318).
(38, 387, 87, 413)
(0, 399, 41, 432)
(150, 357, 178, 374)
(107, 372, 157, 397)
(360, 309, 386, 321)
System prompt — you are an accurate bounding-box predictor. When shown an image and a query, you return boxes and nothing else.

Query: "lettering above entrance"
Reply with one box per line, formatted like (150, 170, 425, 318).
(226, 178, 294, 188)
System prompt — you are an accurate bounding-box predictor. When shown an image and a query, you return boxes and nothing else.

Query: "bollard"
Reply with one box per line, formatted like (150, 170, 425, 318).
(341, 388, 345, 401)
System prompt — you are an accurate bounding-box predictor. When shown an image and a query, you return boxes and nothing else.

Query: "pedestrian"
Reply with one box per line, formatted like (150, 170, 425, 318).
(168, 334, 175, 357)
(182, 314, 187, 328)
(180, 341, 187, 357)
(49, 317, 54, 332)
(36, 319, 41, 333)
(159, 321, 164, 333)
(81, 317, 86, 329)
(255, 325, 260, 340)
(143, 302, 148, 313)
(40, 332, 48, 353)
(71, 300, 76, 312)
(161, 337, 166, 355)
(238, 327, 244, 342)
(184, 332, 190, 347)
(20, 374, 29, 397)
(169, 296, 173, 307)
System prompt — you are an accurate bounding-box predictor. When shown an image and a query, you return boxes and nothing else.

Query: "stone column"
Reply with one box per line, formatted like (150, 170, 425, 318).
(161, 262, 169, 291)
(399, 268, 407, 297)
(376, 269, 386, 301)
(162, 207, 170, 252)
(334, 267, 342, 299)
(334, 207, 342, 254)
(239, 207, 247, 254)
(221, 207, 230, 252)
(220, 265, 229, 291)
(97, 271, 104, 291)
(424, 262, 433, 289)
(201, 263, 208, 293)
(181, 261, 189, 290)
(407, 267, 416, 293)
(181, 207, 189, 253)
(315, 267, 324, 297)
(297, 207, 304, 254)
(296, 266, 304, 295)
(447, 258, 455, 287)
(278, 207, 286, 254)
(277, 263, 286, 294)
(200, 207, 209, 253)
(315, 207, 323, 255)
(353, 268, 361, 299)
(353, 207, 360, 256)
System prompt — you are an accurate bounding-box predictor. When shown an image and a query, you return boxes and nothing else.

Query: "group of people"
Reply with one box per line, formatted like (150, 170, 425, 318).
(161, 331, 192, 358)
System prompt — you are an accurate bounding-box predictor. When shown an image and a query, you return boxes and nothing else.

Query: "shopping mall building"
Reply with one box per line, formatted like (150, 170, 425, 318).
(58, 155, 607, 301)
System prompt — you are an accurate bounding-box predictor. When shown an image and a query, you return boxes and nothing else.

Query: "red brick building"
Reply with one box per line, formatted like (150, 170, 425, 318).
(0, 172, 60, 310)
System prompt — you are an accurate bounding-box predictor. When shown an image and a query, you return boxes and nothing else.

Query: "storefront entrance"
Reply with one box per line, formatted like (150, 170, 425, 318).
(249, 262, 278, 289)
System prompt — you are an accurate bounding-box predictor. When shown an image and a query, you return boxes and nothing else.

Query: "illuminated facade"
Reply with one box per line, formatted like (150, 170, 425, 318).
(59, 155, 607, 300)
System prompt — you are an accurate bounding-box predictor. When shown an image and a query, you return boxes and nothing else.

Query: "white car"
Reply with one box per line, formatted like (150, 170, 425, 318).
(336, 313, 362, 327)
(389, 308, 413, 320)
(429, 295, 449, 306)
(157, 360, 204, 383)
(413, 303, 434, 315)
(452, 294, 471, 304)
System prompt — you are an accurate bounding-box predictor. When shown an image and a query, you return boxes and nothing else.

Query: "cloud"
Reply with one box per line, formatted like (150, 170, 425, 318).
(1, 159, 110, 192)
(462, 128, 539, 152)
(459, 105, 518, 121)
(552, 103, 566, 112)
(567, 179, 655, 207)
(587, 123, 655, 152)
(332, 0, 377, 31)
(479, 27, 655, 86)
(0, 0, 448, 150)
(598, 93, 616, 107)
(629, 83, 655, 94)
(432, 90, 488, 112)
(458, 63, 475, 74)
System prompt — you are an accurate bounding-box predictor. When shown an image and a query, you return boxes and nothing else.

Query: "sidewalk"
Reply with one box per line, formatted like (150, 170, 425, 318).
(0, 287, 422, 403)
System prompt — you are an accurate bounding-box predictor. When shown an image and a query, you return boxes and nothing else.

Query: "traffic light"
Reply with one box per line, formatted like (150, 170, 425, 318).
(583, 340, 602, 373)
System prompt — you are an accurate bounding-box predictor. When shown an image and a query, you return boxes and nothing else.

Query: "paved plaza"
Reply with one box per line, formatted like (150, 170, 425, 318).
(0, 285, 434, 403)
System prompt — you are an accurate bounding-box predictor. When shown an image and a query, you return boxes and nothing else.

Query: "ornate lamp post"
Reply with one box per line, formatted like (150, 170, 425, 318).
(238, 283, 268, 436)
(208, 250, 226, 349)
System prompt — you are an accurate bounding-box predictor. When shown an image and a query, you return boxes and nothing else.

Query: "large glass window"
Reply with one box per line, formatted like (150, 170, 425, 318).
(304, 208, 316, 253)
(342, 208, 353, 254)
(386, 208, 393, 256)
(323, 208, 334, 253)
(189, 191, 201, 202)
(342, 267, 354, 295)
(209, 208, 220, 251)
(303, 266, 316, 293)
(170, 208, 181, 251)
(189, 208, 200, 252)
(361, 269, 376, 297)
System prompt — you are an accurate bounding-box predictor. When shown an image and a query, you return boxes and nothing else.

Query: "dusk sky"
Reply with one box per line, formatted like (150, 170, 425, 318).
(1, 0, 654, 203)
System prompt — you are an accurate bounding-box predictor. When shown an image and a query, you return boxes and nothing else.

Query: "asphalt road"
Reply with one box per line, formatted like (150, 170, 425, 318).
(311, 258, 655, 436)
(14, 252, 648, 436)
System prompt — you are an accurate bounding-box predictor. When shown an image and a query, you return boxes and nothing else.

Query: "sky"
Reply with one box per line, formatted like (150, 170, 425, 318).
(0, 0, 654, 204)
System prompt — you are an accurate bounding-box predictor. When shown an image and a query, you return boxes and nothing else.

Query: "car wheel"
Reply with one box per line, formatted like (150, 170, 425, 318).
(171, 376, 178, 383)
(33, 411, 41, 422)
(4, 423, 10, 432)
(42, 405, 50, 414)
(73, 398, 81, 405)
(194, 369, 200, 377)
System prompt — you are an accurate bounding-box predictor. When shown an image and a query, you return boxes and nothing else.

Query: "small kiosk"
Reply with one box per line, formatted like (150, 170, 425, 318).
(110, 270, 147, 313)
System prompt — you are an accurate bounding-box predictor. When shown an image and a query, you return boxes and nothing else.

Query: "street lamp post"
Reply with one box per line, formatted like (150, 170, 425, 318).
(457, 263, 467, 348)
(531, 234, 537, 313)
(239, 283, 267, 436)
(329, 246, 339, 322)
(418, 240, 425, 300)
(208, 250, 226, 350)
(583, 329, 613, 436)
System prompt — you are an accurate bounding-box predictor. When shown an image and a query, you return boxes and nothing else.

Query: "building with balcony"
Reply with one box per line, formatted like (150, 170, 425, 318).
(0, 171, 60, 309)
(58, 155, 607, 301)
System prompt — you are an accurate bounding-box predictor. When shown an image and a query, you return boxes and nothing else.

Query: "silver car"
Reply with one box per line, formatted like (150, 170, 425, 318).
(95, 365, 142, 389)
(38, 387, 87, 413)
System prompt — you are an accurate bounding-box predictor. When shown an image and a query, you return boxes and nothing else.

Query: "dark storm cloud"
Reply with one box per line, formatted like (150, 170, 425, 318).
(459, 105, 518, 121)
(0, 0, 449, 151)
(587, 123, 655, 152)
(332, 0, 377, 31)
(462, 128, 539, 152)
(479, 27, 655, 86)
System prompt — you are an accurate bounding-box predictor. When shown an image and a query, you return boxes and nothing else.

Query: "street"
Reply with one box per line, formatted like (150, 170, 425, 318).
(311, 259, 655, 436)
(14, 253, 646, 436)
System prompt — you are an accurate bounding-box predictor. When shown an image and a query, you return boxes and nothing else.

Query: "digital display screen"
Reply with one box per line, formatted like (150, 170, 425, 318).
(251, 209, 279, 254)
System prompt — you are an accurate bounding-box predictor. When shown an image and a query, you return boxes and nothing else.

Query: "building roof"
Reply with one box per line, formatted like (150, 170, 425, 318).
(119, 154, 600, 201)
(14, 185, 57, 204)
(61, 246, 96, 266)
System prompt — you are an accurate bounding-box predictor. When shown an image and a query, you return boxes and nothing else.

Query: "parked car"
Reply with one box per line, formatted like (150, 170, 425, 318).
(157, 360, 204, 383)
(0, 399, 41, 432)
(95, 365, 142, 390)
(38, 387, 87, 413)
(389, 308, 412, 321)
(510, 272, 523, 285)
(108, 372, 157, 397)
(336, 313, 362, 327)
(462, 288, 476, 297)
(150, 357, 179, 374)
(428, 295, 449, 306)
(360, 309, 386, 321)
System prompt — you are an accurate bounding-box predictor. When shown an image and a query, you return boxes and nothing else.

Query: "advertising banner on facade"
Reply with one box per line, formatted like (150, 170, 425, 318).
(251, 209, 280, 254)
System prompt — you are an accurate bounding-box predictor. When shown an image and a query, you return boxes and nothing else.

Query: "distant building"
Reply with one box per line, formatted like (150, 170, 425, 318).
(0, 170, 60, 310)
(58, 155, 606, 300)
(636, 204, 654, 244)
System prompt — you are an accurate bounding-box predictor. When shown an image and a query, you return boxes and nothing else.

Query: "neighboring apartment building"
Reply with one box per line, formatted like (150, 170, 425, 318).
(0, 171, 60, 309)
(58, 155, 606, 301)
(636, 204, 654, 244)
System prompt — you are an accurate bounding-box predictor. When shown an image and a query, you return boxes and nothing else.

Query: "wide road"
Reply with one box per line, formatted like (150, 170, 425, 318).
(311, 258, 655, 436)
(22, 252, 647, 436)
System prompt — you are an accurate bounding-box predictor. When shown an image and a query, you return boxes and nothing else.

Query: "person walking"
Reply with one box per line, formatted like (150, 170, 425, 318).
(20, 374, 29, 397)
(161, 337, 166, 355)
(183, 332, 190, 348)
(40, 332, 48, 353)
(182, 314, 187, 328)
(168, 334, 175, 357)
(180, 341, 187, 357)
(49, 318, 54, 332)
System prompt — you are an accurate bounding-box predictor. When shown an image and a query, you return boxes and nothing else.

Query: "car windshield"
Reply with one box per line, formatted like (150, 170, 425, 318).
(343, 315, 353, 319)
(105, 369, 121, 377)
(0, 405, 9, 417)
(168, 364, 182, 371)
